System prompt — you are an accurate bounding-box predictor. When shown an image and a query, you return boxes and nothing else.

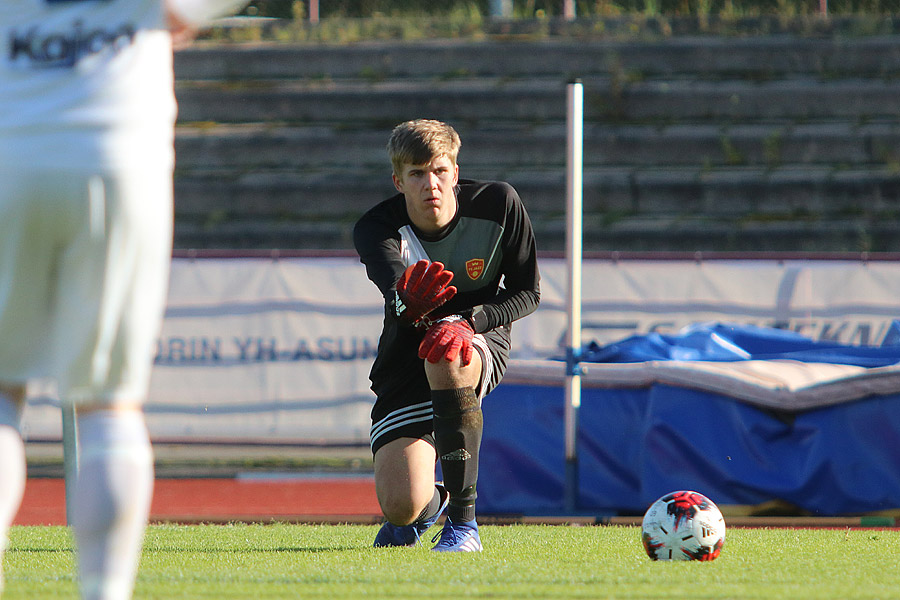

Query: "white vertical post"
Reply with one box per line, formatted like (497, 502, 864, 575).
(61, 403, 79, 524)
(489, 0, 513, 17)
(564, 79, 584, 513)
(309, 0, 319, 23)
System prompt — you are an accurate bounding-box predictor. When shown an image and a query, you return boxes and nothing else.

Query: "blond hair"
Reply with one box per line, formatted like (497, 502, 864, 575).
(387, 119, 461, 178)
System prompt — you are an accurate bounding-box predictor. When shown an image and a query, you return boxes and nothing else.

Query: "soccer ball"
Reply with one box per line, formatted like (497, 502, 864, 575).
(641, 490, 726, 561)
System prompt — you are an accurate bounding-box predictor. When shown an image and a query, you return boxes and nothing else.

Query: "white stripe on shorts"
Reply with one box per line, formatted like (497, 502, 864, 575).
(370, 400, 433, 451)
(369, 333, 495, 451)
(472, 333, 493, 402)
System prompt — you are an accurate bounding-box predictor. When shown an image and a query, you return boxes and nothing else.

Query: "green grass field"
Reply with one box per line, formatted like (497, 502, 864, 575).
(4, 523, 900, 599)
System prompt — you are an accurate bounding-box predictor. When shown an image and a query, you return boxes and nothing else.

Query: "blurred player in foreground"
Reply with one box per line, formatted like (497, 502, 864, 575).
(354, 119, 541, 551)
(0, 1, 246, 597)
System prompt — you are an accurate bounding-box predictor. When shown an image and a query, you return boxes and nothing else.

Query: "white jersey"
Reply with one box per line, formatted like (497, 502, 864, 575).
(0, 0, 245, 171)
(0, 0, 177, 171)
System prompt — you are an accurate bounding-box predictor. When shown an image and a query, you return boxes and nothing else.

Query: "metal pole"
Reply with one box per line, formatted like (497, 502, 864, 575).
(61, 402, 79, 525)
(564, 79, 584, 513)
(489, 0, 513, 17)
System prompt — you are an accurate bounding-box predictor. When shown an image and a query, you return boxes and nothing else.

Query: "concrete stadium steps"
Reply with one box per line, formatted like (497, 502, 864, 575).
(610, 79, 900, 121)
(174, 219, 354, 250)
(172, 215, 895, 253)
(173, 166, 900, 251)
(174, 167, 900, 219)
(175, 78, 900, 124)
(175, 79, 570, 123)
(535, 217, 900, 253)
(173, 37, 900, 81)
(171, 32, 900, 252)
(175, 122, 900, 170)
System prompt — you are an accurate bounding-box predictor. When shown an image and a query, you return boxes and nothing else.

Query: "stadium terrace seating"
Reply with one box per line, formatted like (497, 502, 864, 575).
(172, 19, 900, 253)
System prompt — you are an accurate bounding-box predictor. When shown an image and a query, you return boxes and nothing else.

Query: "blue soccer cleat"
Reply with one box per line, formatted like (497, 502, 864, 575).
(372, 521, 422, 547)
(373, 485, 449, 547)
(431, 518, 483, 552)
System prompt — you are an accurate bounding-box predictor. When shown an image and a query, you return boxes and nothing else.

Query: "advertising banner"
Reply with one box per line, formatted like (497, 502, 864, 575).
(21, 255, 900, 444)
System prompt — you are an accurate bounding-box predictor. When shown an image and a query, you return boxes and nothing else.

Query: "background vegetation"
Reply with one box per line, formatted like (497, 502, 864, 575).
(240, 0, 900, 21)
(209, 0, 900, 44)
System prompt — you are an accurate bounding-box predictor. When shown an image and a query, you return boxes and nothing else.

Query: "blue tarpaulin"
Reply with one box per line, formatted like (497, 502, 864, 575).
(580, 322, 900, 367)
(478, 323, 900, 516)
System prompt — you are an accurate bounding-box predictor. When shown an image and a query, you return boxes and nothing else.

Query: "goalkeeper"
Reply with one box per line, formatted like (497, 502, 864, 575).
(353, 119, 541, 552)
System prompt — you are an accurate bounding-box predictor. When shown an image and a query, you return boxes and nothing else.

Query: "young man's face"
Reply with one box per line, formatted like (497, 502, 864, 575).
(393, 154, 459, 233)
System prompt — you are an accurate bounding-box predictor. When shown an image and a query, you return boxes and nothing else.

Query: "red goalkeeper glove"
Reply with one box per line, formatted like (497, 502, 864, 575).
(418, 315, 475, 366)
(394, 260, 457, 327)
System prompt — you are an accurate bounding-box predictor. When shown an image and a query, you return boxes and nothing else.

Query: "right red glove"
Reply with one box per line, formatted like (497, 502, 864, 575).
(418, 315, 475, 366)
(394, 260, 457, 327)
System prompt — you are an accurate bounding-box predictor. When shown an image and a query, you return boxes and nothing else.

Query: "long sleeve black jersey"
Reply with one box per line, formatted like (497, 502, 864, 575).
(354, 179, 541, 397)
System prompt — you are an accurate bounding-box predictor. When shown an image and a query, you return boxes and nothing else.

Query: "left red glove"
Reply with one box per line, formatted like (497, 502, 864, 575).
(394, 260, 456, 327)
(418, 315, 475, 366)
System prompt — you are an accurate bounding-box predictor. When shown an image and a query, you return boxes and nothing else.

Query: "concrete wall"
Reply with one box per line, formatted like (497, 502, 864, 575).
(173, 30, 900, 252)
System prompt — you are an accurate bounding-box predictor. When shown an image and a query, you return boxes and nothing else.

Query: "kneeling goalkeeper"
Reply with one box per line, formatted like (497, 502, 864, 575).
(353, 119, 541, 552)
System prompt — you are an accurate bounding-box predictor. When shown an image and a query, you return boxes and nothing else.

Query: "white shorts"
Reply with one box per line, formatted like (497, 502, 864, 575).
(0, 166, 173, 406)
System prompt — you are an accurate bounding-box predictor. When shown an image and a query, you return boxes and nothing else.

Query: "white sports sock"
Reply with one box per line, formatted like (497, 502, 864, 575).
(0, 396, 25, 593)
(72, 410, 153, 600)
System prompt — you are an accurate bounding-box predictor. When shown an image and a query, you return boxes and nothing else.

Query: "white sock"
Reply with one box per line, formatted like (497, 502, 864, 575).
(72, 410, 153, 600)
(0, 396, 25, 593)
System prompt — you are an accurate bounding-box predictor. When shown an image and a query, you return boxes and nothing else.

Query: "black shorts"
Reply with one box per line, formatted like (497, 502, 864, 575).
(369, 325, 510, 455)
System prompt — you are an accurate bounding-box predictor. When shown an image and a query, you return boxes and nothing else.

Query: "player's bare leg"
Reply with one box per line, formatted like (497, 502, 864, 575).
(71, 401, 153, 600)
(374, 437, 438, 525)
(424, 345, 482, 390)
(372, 438, 448, 547)
(0, 384, 26, 593)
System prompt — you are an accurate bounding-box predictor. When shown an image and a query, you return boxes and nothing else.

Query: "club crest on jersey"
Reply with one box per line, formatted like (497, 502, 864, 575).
(465, 259, 484, 280)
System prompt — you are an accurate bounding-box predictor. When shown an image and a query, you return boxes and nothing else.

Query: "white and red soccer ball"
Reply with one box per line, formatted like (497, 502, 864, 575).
(641, 490, 726, 561)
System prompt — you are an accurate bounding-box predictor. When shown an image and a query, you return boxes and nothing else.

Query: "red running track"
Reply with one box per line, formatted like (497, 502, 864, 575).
(16, 479, 900, 529)
(14, 477, 381, 526)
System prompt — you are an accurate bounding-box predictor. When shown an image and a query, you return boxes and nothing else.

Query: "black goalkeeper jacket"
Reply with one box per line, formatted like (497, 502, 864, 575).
(353, 179, 541, 397)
